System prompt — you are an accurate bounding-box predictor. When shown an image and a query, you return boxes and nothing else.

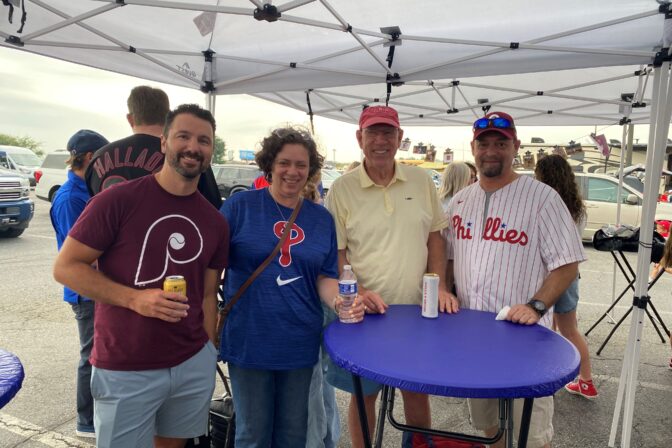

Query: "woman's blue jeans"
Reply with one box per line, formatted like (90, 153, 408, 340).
(228, 364, 313, 448)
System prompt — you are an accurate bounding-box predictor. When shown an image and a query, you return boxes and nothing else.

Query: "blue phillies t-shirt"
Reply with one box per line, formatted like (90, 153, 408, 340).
(219, 188, 338, 369)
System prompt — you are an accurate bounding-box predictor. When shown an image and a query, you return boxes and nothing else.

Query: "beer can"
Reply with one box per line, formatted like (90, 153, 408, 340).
(422, 273, 439, 318)
(164, 275, 187, 297)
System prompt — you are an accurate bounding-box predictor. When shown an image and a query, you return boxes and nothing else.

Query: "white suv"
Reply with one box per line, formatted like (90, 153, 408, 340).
(35, 151, 69, 202)
(520, 171, 672, 241)
(576, 172, 672, 240)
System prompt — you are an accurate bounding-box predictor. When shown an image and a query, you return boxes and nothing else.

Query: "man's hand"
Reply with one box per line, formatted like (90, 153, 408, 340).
(439, 290, 459, 314)
(506, 304, 540, 325)
(359, 288, 388, 314)
(128, 289, 190, 323)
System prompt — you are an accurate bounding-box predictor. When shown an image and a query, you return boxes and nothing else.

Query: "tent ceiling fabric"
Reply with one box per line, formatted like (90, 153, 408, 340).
(0, 0, 668, 125)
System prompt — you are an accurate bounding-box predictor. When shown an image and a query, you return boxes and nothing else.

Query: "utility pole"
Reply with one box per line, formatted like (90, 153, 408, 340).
(333, 148, 337, 166)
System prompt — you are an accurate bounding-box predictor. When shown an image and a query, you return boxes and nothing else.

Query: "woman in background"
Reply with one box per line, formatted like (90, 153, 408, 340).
(535, 155, 598, 399)
(438, 161, 472, 213)
(465, 161, 478, 184)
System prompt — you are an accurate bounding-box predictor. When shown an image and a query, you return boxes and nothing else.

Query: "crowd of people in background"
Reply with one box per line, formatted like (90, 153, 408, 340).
(48, 86, 672, 448)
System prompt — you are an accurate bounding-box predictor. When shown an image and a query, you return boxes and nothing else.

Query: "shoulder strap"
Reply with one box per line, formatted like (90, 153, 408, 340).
(217, 197, 303, 320)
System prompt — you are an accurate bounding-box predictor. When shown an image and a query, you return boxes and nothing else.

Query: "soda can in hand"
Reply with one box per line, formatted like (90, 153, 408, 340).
(164, 275, 187, 298)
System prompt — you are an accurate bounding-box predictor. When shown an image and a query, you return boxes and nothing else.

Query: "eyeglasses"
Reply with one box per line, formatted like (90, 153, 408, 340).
(473, 117, 514, 131)
(362, 128, 398, 139)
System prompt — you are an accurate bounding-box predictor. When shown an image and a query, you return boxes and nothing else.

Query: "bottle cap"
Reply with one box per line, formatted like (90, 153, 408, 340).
(343, 265, 352, 270)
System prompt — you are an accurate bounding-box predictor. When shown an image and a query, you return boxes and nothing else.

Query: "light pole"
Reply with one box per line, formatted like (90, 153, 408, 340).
(332, 148, 336, 167)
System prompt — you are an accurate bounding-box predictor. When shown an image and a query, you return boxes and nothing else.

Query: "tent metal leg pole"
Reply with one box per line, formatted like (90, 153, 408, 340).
(626, 123, 634, 166)
(608, 118, 630, 324)
(608, 308, 636, 447)
(621, 307, 647, 448)
(609, 58, 668, 447)
(618, 57, 672, 448)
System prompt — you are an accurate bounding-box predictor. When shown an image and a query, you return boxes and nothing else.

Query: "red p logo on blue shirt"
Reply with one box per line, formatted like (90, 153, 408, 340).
(273, 221, 305, 267)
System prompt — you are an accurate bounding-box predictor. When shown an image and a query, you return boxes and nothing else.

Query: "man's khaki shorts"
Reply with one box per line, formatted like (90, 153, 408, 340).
(467, 396, 553, 448)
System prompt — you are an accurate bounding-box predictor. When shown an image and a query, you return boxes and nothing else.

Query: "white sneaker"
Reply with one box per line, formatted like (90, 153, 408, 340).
(75, 429, 96, 439)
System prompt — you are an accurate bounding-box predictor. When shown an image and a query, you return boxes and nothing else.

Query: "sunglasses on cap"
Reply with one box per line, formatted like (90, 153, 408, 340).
(473, 117, 514, 130)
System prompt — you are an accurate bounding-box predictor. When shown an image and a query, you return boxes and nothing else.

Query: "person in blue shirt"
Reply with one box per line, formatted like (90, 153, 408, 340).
(49, 129, 109, 439)
(219, 126, 364, 448)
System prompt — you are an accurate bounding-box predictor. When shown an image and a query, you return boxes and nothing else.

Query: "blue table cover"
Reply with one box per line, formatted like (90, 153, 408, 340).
(324, 305, 579, 399)
(0, 349, 24, 408)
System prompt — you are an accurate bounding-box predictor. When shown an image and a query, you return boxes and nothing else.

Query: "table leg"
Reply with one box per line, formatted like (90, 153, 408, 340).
(375, 386, 391, 448)
(517, 398, 534, 448)
(352, 374, 372, 448)
(504, 399, 514, 448)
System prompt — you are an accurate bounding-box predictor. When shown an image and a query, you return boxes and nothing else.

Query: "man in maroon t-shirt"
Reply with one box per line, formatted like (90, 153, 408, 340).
(54, 104, 229, 448)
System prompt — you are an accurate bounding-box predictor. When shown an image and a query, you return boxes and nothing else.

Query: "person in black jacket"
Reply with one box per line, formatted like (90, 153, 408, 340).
(85, 85, 222, 209)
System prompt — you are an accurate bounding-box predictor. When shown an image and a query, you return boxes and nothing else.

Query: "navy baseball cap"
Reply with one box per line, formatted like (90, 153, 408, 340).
(67, 130, 109, 156)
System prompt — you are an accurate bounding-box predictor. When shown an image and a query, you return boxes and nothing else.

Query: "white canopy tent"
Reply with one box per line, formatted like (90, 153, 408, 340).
(2, 1, 672, 447)
(0, 0, 663, 125)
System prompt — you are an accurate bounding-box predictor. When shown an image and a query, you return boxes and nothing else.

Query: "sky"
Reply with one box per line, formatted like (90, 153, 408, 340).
(0, 46, 657, 164)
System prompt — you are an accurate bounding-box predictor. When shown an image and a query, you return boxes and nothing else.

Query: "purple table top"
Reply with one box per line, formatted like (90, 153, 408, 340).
(0, 349, 24, 409)
(324, 305, 579, 399)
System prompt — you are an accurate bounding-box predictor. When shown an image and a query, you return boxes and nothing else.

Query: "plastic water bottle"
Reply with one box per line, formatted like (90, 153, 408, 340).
(338, 265, 362, 324)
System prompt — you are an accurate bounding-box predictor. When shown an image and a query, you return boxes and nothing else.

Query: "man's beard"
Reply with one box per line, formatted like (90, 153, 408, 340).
(478, 159, 504, 178)
(168, 150, 208, 179)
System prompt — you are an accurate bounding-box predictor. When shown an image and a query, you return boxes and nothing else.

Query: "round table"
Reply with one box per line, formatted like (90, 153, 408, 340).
(0, 349, 24, 409)
(324, 305, 580, 448)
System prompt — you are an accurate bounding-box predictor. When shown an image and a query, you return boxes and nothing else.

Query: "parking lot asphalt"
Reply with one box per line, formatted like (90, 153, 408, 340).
(1, 193, 671, 447)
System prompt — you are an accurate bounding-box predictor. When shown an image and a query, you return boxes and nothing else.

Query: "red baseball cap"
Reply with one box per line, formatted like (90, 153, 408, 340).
(656, 220, 670, 231)
(473, 111, 517, 141)
(359, 106, 400, 129)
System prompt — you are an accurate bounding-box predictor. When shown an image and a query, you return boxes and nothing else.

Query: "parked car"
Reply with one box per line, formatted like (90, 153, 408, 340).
(212, 164, 261, 199)
(521, 171, 672, 241)
(35, 150, 70, 202)
(0, 168, 34, 237)
(0, 145, 43, 186)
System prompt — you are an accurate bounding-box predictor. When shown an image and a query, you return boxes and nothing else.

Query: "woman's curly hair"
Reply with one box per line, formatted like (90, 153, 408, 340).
(255, 126, 324, 183)
(535, 155, 586, 224)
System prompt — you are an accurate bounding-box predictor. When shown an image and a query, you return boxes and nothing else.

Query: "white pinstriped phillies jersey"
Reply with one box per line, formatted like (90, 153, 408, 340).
(443, 175, 585, 327)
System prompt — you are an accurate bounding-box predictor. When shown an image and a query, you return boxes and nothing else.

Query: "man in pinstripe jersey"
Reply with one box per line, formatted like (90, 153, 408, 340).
(441, 111, 585, 448)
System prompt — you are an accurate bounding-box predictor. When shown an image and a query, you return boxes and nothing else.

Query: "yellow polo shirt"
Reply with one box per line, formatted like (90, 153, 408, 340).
(326, 162, 447, 305)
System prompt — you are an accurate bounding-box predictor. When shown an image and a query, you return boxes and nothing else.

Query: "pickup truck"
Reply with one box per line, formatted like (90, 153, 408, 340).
(0, 168, 34, 237)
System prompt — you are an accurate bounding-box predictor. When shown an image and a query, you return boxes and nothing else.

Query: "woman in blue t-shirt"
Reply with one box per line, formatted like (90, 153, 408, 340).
(219, 126, 364, 447)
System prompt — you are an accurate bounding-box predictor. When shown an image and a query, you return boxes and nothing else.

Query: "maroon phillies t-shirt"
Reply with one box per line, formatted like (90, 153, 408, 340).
(69, 175, 229, 370)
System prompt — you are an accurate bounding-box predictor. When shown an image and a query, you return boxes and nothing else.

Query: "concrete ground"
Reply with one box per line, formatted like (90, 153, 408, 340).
(1, 193, 671, 447)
